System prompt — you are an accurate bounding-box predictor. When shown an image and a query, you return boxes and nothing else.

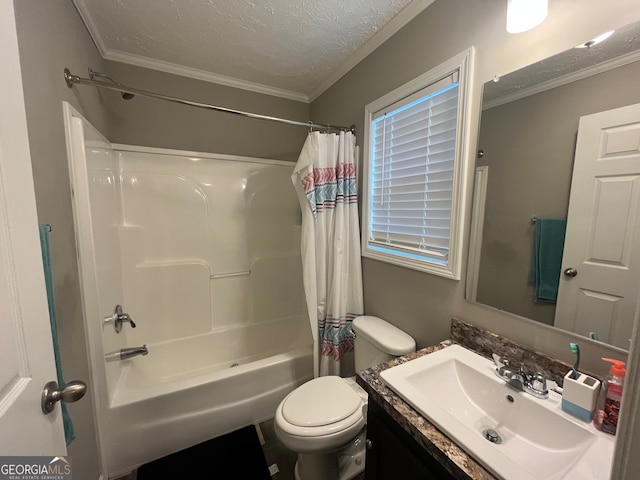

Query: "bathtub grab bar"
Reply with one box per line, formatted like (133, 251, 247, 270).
(210, 270, 251, 279)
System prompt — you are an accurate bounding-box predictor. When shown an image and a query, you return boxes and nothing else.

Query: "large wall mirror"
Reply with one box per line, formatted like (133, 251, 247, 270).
(466, 21, 640, 351)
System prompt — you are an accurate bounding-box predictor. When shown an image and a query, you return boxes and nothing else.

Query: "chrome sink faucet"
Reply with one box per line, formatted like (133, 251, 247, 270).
(492, 353, 548, 399)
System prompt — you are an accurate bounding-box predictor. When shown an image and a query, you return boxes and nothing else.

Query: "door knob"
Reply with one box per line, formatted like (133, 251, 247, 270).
(563, 267, 578, 278)
(41, 380, 87, 414)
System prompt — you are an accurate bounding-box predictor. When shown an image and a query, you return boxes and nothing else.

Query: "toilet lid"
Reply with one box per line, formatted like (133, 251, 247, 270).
(282, 376, 362, 427)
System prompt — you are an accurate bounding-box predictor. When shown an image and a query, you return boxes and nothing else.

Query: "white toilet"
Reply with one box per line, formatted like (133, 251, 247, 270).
(274, 315, 416, 480)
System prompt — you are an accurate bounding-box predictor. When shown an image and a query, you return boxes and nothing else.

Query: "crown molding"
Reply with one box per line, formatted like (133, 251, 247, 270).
(73, 0, 434, 104)
(308, 0, 436, 102)
(484, 50, 640, 110)
(72, 0, 309, 102)
(102, 50, 310, 103)
(73, 0, 108, 57)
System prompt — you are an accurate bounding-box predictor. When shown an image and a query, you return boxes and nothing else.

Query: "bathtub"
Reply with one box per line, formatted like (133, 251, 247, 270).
(104, 340, 312, 475)
(63, 103, 313, 477)
(110, 315, 311, 405)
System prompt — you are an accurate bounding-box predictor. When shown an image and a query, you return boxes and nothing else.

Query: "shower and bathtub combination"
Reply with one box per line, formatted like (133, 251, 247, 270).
(63, 102, 314, 475)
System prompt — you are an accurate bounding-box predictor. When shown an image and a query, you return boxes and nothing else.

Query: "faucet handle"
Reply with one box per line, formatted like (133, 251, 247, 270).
(104, 305, 136, 333)
(119, 312, 136, 328)
(492, 353, 506, 369)
(493, 354, 517, 381)
(530, 372, 548, 396)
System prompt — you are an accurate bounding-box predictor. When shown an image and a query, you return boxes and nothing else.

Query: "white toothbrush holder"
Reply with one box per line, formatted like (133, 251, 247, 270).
(561, 371, 601, 422)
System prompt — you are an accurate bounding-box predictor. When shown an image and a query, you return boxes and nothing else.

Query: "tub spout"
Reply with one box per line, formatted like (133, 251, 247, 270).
(119, 345, 148, 360)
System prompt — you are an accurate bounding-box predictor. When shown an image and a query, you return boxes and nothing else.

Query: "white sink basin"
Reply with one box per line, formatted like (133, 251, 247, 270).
(380, 344, 615, 480)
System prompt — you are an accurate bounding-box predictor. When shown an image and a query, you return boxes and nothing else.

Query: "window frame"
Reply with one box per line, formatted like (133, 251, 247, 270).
(361, 48, 475, 280)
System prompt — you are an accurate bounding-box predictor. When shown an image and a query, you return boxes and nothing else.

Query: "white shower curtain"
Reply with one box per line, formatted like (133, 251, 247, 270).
(292, 131, 364, 377)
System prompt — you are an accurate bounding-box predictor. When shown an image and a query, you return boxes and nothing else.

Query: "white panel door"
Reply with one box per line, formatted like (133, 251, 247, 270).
(555, 103, 640, 349)
(0, 0, 66, 453)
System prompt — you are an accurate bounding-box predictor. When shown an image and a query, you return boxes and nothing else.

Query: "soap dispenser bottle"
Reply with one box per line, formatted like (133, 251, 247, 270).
(600, 358, 626, 435)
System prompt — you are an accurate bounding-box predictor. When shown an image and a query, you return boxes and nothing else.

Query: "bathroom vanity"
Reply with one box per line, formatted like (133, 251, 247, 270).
(364, 397, 459, 479)
(356, 319, 614, 480)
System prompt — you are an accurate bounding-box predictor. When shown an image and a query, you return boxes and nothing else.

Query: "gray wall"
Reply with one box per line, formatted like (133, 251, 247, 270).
(476, 60, 640, 325)
(13, 0, 107, 478)
(311, 0, 640, 375)
(104, 60, 309, 162)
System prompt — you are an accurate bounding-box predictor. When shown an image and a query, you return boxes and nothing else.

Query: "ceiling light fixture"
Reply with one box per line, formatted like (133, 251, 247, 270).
(575, 30, 615, 48)
(507, 0, 548, 33)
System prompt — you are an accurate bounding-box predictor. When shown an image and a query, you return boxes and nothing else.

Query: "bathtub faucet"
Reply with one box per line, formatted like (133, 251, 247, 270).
(104, 305, 137, 333)
(119, 345, 148, 360)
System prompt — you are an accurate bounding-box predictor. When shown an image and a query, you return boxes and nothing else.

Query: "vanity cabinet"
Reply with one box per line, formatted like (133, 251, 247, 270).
(364, 399, 456, 480)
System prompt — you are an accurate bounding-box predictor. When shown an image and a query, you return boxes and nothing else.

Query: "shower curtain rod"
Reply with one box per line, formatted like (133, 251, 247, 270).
(63, 68, 355, 133)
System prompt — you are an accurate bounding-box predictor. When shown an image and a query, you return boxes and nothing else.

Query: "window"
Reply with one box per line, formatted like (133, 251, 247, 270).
(362, 49, 474, 279)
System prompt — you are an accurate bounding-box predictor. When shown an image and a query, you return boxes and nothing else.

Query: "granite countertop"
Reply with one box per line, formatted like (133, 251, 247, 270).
(356, 340, 497, 480)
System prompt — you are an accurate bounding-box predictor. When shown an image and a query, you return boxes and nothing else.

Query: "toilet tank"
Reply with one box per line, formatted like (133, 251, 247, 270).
(352, 316, 416, 372)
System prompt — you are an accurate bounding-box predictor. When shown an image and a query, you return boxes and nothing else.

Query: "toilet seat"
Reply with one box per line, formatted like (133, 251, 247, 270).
(276, 376, 365, 438)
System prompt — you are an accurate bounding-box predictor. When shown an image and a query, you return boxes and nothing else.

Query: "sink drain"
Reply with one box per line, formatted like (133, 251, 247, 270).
(482, 428, 502, 444)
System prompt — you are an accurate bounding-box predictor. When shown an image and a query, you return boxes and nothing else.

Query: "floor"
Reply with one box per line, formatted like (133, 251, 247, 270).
(257, 418, 299, 480)
(113, 418, 366, 480)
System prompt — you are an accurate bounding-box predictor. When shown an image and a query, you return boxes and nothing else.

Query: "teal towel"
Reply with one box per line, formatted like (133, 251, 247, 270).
(529, 218, 567, 303)
(39, 225, 76, 446)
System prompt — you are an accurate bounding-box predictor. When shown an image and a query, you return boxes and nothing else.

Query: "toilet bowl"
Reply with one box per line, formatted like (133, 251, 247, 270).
(274, 316, 415, 480)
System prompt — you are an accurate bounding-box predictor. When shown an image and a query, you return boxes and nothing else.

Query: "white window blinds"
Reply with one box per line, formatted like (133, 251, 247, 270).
(368, 75, 459, 263)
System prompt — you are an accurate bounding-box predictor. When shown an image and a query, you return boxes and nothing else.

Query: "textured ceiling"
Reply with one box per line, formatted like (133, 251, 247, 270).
(483, 20, 640, 107)
(73, 0, 435, 102)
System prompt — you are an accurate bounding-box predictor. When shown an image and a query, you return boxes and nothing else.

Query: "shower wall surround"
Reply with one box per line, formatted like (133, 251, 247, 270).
(83, 140, 310, 398)
(116, 148, 305, 346)
(66, 105, 312, 474)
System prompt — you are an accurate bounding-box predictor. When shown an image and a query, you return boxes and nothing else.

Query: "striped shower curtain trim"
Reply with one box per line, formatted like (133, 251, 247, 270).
(319, 313, 360, 361)
(302, 163, 357, 215)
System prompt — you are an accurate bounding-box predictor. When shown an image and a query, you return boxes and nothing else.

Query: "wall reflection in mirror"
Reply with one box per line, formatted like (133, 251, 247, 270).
(466, 21, 640, 351)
